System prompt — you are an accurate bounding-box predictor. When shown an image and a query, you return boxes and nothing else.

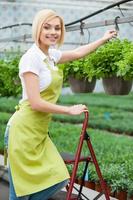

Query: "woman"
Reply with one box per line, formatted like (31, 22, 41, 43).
(6, 9, 117, 200)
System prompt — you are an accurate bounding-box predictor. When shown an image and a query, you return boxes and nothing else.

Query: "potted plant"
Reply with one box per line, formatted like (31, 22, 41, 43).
(86, 39, 133, 95)
(109, 164, 128, 200)
(127, 179, 133, 200)
(0, 54, 21, 97)
(113, 179, 128, 200)
(99, 164, 115, 197)
(126, 162, 133, 200)
(60, 57, 96, 93)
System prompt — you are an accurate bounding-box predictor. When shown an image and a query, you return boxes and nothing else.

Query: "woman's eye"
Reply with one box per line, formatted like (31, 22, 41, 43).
(55, 27, 61, 31)
(43, 25, 61, 31)
(43, 26, 50, 30)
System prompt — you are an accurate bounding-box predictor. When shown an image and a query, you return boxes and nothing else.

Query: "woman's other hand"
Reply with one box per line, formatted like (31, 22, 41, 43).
(67, 104, 88, 115)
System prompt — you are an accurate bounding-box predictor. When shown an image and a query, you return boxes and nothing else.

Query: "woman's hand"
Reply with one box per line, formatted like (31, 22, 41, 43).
(67, 104, 88, 115)
(102, 30, 117, 42)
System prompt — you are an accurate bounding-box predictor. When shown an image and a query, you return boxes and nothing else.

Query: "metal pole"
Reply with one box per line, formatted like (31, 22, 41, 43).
(66, 16, 133, 32)
(0, 16, 133, 43)
(65, 0, 133, 26)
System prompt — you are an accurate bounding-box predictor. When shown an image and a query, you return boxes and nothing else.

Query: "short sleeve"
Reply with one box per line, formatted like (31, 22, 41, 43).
(19, 54, 40, 77)
(49, 49, 62, 63)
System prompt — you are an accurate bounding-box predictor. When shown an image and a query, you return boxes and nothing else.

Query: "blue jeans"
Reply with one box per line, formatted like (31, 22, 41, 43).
(4, 124, 10, 150)
(8, 167, 68, 200)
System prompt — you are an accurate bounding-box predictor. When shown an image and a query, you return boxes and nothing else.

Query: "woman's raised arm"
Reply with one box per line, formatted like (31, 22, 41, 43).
(59, 30, 117, 63)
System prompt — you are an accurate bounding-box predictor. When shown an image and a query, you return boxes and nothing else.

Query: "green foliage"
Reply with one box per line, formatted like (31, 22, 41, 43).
(56, 93, 133, 135)
(59, 39, 133, 86)
(0, 112, 12, 124)
(0, 96, 18, 112)
(0, 94, 133, 193)
(58, 92, 133, 112)
(0, 55, 21, 97)
(59, 56, 96, 82)
(116, 47, 133, 80)
(50, 122, 133, 192)
(85, 39, 133, 79)
(0, 124, 6, 151)
(52, 105, 133, 135)
(128, 179, 133, 196)
(0, 93, 133, 135)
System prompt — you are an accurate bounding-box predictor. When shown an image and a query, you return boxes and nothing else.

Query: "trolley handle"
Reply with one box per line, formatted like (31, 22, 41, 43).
(84, 110, 88, 120)
(82, 111, 89, 132)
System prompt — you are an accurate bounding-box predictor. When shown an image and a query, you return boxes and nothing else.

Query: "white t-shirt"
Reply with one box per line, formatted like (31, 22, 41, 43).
(19, 43, 62, 102)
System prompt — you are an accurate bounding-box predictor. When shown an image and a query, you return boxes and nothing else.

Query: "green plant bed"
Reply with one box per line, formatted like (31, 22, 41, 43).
(0, 112, 12, 124)
(0, 93, 133, 112)
(58, 93, 133, 112)
(0, 97, 18, 113)
(0, 93, 133, 141)
(50, 121, 133, 194)
(0, 120, 132, 194)
(89, 117, 133, 136)
(0, 55, 21, 97)
(53, 106, 133, 135)
(0, 124, 6, 152)
(50, 121, 133, 160)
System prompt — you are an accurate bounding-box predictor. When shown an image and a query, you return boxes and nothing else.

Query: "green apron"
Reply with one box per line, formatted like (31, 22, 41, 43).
(8, 64, 70, 197)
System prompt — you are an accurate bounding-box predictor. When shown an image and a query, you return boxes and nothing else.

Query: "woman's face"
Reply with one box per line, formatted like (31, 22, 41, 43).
(39, 17, 62, 48)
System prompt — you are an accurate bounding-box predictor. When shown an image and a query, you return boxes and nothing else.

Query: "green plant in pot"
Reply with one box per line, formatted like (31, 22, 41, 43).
(116, 46, 133, 80)
(61, 57, 96, 93)
(86, 38, 133, 95)
(127, 180, 133, 200)
(106, 164, 128, 199)
(0, 54, 21, 97)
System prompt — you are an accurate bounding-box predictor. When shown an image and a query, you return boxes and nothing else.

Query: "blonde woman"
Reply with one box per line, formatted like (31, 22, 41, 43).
(6, 9, 117, 200)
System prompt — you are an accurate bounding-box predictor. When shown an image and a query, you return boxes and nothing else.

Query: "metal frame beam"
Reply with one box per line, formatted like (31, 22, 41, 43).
(0, 16, 133, 43)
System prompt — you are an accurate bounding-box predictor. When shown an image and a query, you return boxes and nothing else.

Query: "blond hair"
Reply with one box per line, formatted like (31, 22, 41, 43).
(32, 9, 65, 47)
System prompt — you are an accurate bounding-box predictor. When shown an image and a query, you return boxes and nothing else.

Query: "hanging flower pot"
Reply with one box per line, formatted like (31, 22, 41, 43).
(61, 56, 97, 93)
(68, 76, 96, 93)
(84, 39, 133, 94)
(102, 76, 132, 95)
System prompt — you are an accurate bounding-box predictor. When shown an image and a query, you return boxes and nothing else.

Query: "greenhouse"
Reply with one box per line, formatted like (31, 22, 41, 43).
(0, 1, 133, 200)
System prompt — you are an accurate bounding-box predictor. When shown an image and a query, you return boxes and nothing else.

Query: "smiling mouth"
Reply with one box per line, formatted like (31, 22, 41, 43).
(46, 36, 58, 40)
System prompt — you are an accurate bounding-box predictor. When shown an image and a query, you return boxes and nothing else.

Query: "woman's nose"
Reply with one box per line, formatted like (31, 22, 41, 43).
(50, 28, 56, 34)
